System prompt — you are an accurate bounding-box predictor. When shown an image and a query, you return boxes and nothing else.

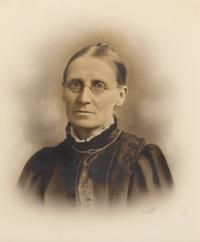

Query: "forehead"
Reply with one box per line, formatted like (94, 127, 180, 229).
(66, 56, 117, 82)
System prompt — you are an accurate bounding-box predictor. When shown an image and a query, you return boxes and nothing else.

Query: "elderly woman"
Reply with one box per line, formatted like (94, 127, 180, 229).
(18, 43, 174, 207)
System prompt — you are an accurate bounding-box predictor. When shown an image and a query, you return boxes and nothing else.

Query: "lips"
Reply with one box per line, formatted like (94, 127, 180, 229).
(74, 110, 95, 114)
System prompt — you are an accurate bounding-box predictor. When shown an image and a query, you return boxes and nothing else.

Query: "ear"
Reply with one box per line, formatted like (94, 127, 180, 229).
(115, 86, 127, 106)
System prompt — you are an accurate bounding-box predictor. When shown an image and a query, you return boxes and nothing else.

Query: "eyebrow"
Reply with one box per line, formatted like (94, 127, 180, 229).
(67, 78, 83, 83)
(91, 79, 106, 83)
(68, 78, 106, 83)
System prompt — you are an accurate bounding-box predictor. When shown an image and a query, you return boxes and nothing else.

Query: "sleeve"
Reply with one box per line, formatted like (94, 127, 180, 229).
(18, 147, 52, 200)
(128, 144, 174, 201)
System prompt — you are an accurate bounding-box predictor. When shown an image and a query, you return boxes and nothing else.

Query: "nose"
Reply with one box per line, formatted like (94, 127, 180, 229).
(77, 86, 92, 104)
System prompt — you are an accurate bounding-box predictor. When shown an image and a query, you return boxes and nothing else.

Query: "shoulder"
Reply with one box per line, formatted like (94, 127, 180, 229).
(18, 140, 66, 187)
(22, 140, 66, 171)
(135, 143, 174, 188)
(119, 131, 174, 190)
(119, 131, 145, 153)
(120, 131, 144, 144)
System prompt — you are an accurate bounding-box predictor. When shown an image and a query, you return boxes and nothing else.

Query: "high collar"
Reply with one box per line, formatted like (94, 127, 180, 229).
(69, 117, 115, 143)
(65, 117, 121, 154)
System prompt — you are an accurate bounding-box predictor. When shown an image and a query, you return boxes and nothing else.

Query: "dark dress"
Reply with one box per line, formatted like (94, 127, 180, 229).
(18, 120, 174, 207)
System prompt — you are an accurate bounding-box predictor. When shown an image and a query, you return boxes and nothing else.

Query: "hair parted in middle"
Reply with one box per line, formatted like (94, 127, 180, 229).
(63, 43, 127, 86)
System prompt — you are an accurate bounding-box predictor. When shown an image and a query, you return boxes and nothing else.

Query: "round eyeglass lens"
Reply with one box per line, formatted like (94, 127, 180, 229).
(68, 80, 83, 93)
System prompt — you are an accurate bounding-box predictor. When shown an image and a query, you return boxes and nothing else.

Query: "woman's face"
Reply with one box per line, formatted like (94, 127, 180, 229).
(63, 56, 127, 130)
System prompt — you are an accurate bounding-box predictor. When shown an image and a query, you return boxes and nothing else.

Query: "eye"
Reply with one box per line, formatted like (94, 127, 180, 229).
(67, 79, 83, 92)
(68, 79, 82, 87)
(92, 80, 106, 90)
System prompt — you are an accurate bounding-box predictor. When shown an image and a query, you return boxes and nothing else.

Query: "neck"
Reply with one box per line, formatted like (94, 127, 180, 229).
(72, 126, 104, 140)
(70, 117, 115, 141)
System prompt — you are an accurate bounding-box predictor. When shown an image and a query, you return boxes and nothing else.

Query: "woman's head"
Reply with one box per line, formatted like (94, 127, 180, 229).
(62, 43, 128, 138)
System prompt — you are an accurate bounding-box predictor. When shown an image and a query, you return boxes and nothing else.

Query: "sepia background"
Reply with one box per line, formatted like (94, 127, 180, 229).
(0, 0, 199, 241)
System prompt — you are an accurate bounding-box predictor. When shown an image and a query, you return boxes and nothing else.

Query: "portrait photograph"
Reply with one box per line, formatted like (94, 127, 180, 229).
(0, 0, 199, 241)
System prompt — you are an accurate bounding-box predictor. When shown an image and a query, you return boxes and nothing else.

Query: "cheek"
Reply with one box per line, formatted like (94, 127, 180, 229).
(96, 94, 118, 112)
(63, 92, 76, 108)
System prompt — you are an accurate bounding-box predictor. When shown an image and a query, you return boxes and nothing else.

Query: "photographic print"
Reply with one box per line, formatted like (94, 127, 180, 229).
(0, 0, 199, 241)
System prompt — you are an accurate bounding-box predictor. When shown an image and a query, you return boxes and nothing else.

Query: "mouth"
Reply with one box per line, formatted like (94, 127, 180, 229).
(74, 110, 95, 114)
